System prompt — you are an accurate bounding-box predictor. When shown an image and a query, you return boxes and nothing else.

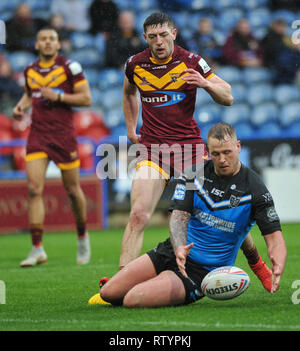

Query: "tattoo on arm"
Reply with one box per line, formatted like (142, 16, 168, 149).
(170, 210, 191, 252)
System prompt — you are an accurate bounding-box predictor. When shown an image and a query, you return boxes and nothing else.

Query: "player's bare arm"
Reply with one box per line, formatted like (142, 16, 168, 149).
(123, 76, 140, 144)
(264, 230, 287, 293)
(40, 81, 92, 107)
(169, 209, 193, 277)
(12, 89, 32, 120)
(182, 68, 234, 106)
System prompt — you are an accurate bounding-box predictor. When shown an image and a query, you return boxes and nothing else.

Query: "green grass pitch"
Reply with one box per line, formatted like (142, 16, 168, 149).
(0, 223, 299, 331)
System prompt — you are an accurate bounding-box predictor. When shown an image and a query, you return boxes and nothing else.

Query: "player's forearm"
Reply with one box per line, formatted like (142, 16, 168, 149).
(265, 231, 287, 275)
(205, 80, 234, 106)
(60, 91, 92, 107)
(169, 210, 191, 252)
(123, 91, 139, 139)
(17, 93, 32, 111)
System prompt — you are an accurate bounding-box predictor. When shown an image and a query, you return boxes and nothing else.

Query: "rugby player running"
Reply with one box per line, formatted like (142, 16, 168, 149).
(13, 27, 92, 267)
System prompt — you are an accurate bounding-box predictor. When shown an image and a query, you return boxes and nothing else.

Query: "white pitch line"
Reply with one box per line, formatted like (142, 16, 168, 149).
(1, 319, 300, 330)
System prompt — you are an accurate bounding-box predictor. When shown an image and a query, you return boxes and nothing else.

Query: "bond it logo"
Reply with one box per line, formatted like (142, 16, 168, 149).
(141, 91, 186, 107)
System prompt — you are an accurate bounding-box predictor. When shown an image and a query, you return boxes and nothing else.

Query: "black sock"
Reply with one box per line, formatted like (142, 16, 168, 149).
(243, 245, 260, 265)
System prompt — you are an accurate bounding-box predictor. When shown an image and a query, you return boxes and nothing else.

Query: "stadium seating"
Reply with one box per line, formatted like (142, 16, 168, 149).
(231, 83, 247, 103)
(2, 0, 300, 151)
(279, 103, 300, 128)
(8, 52, 36, 72)
(69, 48, 103, 68)
(217, 8, 245, 31)
(247, 7, 272, 28)
(251, 102, 279, 128)
(98, 68, 124, 90)
(101, 87, 123, 110)
(222, 103, 250, 125)
(255, 121, 282, 138)
(242, 67, 273, 85)
(246, 84, 274, 105)
(274, 84, 300, 105)
(195, 104, 222, 126)
(103, 107, 125, 129)
(71, 32, 95, 50)
(215, 66, 242, 85)
(234, 122, 254, 139)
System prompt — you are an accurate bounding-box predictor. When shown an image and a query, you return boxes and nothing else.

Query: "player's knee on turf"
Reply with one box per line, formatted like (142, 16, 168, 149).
(100, 282, 124, 306)
(123, 285, 148, 308)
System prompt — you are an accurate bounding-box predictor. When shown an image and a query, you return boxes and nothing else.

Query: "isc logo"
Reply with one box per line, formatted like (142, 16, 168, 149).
(142, 91, 186, 107)
(211, 187, 224, 197)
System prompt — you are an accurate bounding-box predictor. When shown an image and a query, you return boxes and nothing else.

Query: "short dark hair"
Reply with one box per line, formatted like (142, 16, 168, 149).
(207, 123, 237, 142)
(143, 12, 175, 33)
(37, 26, 59, 39)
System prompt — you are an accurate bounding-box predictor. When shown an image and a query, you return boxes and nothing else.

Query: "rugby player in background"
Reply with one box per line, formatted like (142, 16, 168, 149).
(90, 12, 273, 304)
(12, 27, 92, 267)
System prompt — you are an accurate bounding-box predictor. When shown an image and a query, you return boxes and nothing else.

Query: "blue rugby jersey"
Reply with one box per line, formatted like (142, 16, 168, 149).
(169, 161, 281, 270)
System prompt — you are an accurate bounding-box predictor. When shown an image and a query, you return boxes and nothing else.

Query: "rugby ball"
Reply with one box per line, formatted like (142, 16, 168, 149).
(201, 266, 250, 300)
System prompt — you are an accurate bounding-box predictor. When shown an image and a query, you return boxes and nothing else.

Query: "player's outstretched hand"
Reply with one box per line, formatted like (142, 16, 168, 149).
(175, 243, 194, 278)
(270, 256, 282, 293)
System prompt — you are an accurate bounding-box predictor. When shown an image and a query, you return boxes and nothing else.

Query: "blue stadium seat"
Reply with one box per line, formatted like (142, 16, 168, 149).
(99, 68, 123, 90)
(111, 124, 128, 137)
(25, 0, 49, 11)
(217, 8, 245, 32)
(222, 103, 250, 125)
(234, 122, 254, 139)
(243, 67, 272, 85)
(195, 104, 222, 126)
(90, 88, 103, 106)
(190, 0, 211, 10)
(94, 33, 106, 55)
(242, 0, 269, 11)
(279, 103, 300, 128)
(274, 84, 300, 105)
(252, 26, 268, 40)
(285, 121, 300, 138)
(8, 51, 36, 72)
(101, 87, 123, 110)
(247, 7, 272, 28)
(195, 89, 214, 107)
(231, 83, 247, 103)
(215, 66, 242, 84)
(104, 107, 124, 129)
(1, 0, 21, 11)
(71, 32, 95, 50)
(84, 68, 100, 87)
(169, 12, 190, 31)
(272, 10, 296, 25)
(114, 0, 133, 11)
(214, 0, 241, 10)
(200, 122, 215, 141)
(255, 121, 282, 138)
(133, 0, 159, 12)
(213, 29, 228, 46)
(246, 84, 274, 105)
(69, 49, 102, 68)
(251, 102, 278, 128)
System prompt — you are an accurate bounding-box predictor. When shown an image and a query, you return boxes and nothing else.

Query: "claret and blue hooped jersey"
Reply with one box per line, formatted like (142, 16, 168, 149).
(169, 160, 282, 271)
